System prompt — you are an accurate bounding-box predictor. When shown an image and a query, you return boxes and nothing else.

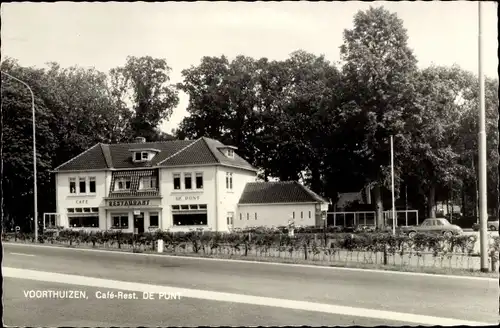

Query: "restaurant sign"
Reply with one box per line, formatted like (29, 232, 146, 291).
(108, 200, 150, 207)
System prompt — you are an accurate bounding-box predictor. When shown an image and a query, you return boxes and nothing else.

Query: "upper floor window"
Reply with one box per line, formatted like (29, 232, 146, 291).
(139, 177, 157, 190)
(133, 151, 150, 162)
(195, 172, 204, 189)
(89, 177, 96, 193)
(227, 149, 234, 158)
(226, 172, 233, 190)
(115, 178, 131, 191)
(69, 178, 76, 194)
(173, 173, 181, 190)
(184, 173, 192, 190)
(79, 177, 86, 193)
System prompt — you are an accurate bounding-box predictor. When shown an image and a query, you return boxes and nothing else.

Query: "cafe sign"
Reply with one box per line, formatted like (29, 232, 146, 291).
(108, 200, 150, 207)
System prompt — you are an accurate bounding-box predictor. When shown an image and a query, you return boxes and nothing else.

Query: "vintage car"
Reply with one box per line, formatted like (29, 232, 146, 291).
(399, 218, 463, 238)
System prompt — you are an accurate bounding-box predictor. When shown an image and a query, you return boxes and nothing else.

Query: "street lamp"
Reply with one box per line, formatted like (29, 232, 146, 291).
(1, 71, 38, 242)
(390, 135, 396, 235)
(477, 2, 488, 272)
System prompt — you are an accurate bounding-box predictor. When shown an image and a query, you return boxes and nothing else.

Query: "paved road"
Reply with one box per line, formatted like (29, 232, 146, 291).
(3, 243, 498, 326)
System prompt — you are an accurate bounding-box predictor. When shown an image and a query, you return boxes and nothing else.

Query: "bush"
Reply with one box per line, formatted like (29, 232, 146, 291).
(4, 228, 499, 271)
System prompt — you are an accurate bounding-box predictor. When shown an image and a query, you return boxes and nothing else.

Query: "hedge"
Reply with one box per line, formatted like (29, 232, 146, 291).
(3, 229, 499, 271)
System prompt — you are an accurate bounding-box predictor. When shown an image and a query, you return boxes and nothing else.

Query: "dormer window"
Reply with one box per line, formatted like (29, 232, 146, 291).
(130, 148, 160, 163)
(227, 149, 234, 158)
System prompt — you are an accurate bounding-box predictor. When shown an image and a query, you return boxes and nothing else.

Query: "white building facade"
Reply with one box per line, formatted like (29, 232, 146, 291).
(51, 137, 257, 233)
(235, 181, 330, 229)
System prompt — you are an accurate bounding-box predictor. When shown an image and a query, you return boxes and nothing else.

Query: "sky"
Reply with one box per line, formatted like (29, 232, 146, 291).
(1, 1, 498, 134)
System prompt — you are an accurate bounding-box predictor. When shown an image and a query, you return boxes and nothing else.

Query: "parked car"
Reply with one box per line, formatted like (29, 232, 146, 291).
(399, 218, 463, 238)
(472, 218, 499, 231)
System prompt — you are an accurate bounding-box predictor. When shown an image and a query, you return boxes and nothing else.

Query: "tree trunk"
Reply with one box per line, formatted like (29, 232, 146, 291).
(373, 184, 384, 229)
(428, 184, 436, 218)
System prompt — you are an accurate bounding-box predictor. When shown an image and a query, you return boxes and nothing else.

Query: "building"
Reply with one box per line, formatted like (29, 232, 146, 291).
(235, 181, 330, 229)
(51, 137, 257, 233)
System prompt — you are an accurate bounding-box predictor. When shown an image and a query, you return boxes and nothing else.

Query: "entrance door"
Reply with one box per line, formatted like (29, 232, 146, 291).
(134, 213, 145, 234)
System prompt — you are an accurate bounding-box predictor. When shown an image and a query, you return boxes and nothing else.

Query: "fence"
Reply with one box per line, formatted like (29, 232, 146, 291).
(43, 213, 61, 229)
(327, 211, 376, 227)
(384, 210, 419, 227)
(328, 210, 419, 227)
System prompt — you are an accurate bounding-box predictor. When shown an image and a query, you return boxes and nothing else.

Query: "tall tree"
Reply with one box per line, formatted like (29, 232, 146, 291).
(1, 59, 56, 231)
(339, 6, 418, 227)
(110, 56, 179, 141)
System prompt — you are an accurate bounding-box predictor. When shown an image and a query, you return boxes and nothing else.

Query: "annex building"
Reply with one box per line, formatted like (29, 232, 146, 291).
(49, 137, 329, 233)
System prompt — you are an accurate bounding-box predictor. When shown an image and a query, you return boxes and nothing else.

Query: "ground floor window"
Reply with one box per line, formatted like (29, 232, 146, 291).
(149, 212, 159, 227)
(68, 215, 99, 228)
(112, 214, 129, 229)
(172, 204, 208, 226)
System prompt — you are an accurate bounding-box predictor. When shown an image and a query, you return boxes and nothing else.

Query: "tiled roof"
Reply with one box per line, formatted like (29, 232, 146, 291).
(53, 137, 257, 172)
(238, 181, 330, 205)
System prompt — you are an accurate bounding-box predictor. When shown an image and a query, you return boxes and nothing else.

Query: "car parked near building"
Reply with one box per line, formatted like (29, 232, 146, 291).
(399, 218, 463, 238)
(472, 217, 499, 231)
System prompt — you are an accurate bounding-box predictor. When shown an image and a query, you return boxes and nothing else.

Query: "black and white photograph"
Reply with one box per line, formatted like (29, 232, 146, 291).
(1, 1, 499, 326)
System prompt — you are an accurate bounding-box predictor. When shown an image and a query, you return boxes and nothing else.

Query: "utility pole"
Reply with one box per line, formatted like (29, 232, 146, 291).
(477, 1, 488, 272)
(391, 135, 396, 235)
(1, 71, 38, 243)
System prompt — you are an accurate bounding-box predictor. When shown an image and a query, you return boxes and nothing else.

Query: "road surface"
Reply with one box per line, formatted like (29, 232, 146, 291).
(3, 243, 498, 326)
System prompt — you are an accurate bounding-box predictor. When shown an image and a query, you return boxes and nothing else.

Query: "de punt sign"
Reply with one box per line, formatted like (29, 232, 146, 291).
(108, 200, 150, 207)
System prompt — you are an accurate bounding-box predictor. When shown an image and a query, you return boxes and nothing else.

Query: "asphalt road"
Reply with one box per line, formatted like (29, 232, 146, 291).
(3, 243, 499, 326)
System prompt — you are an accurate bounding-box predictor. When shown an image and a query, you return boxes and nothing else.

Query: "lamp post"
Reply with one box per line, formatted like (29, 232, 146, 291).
(390, 135, 396, 235)
(477, 2, 488, 272)
(1, 71, 38, 242)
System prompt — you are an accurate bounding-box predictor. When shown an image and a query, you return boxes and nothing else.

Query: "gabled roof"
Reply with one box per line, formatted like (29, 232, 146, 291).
(53, 137, 257, 172)
(238, 181, 330, 205)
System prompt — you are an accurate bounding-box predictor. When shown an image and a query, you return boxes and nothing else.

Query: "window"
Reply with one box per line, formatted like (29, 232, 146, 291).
(226, 172, 233, 190)
(255, 213, 257, 220)
(68, 208, 75, 213)
(89, 177, 96, 193)
(79, 177, 86, 193)
(227, 149, 234, 158)
(91, 208, 98, 212)
(195, 173, 204, 189)
(227, 212, 234, 225)
(173, 173, 181, 190)
(135, 152, 142, 161)
(140, 177, 156, 190)
(240, 213, 242, 220)
(83, 208, 91, 213)
(149, 212, 159, 227)
(142, 152, 148, 160)
(301, 211, 303, 219)
(69, 178, 76, 194)
(69, 216, 99, 228)
(292, 212, 295, 219)
(112, 215, 129, 229)
(247, 213, 249, 220)
(115, 178, 131, 191)
(172, 204, 208, 226)
(309, 211, 311, 219)
(184, 173, 192, 190)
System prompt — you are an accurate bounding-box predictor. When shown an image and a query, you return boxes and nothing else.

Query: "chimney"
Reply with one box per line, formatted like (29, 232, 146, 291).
(135, 137, 146, 143)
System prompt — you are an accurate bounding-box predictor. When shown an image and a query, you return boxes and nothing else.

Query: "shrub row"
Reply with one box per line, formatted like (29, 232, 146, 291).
(4, 229, 499, 260)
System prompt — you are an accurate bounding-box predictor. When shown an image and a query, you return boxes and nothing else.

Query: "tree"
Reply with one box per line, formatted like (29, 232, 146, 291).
(407, 66, 474, 218)
(1, 59, 56, 231)
(110, 56, 179, 141)
(339, 6, 418, 228)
